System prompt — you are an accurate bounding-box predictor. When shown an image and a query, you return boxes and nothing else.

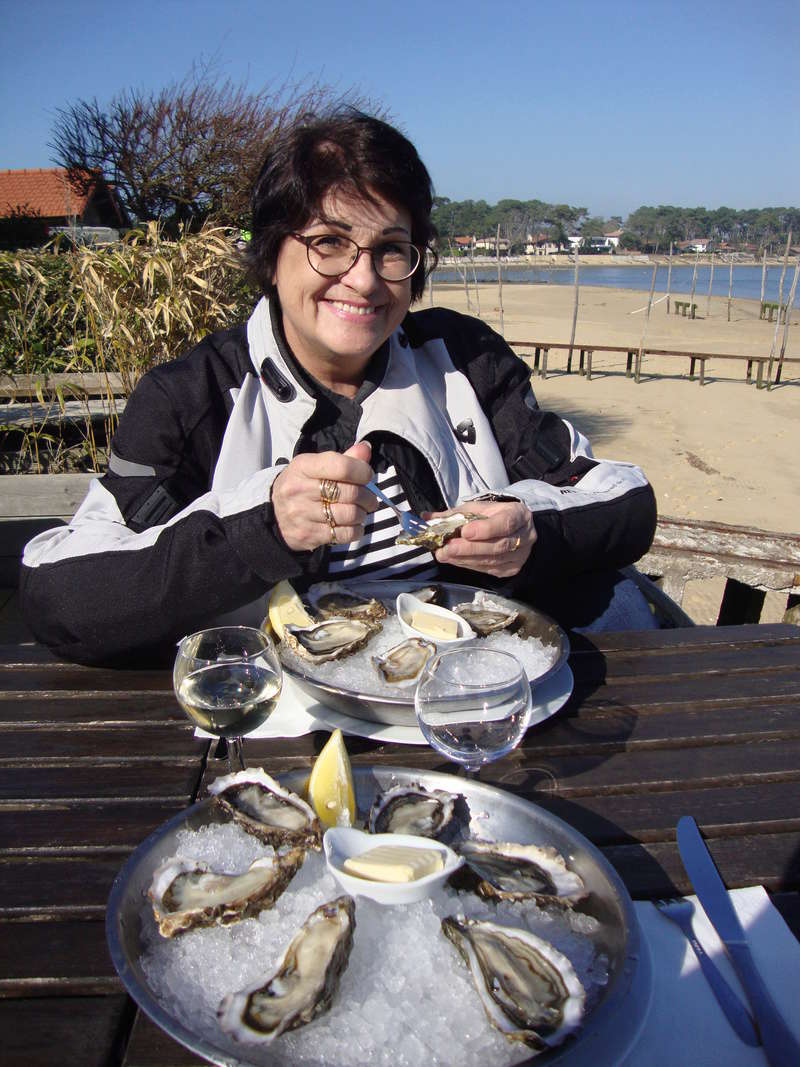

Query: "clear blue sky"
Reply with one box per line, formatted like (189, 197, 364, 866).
(1, 0, 798, 220)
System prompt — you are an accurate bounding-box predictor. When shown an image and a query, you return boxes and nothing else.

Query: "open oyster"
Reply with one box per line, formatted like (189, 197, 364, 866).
(458, 840, 586, 904)
(283, 616, 379, 663)
(148, 850, 305, 938)
(373, 637, 435, 686)
(218, 895, 356, 1043)
(208, 768, 321, 850)
(453, 591, 520, 636)
(395, 512, 483, 549)
(307, 582, 388, 624)
(441, 916, 585, 1050)
(368, 783, 456, 837)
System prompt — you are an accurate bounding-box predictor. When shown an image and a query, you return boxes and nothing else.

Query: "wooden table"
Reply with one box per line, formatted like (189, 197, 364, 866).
(3, 623, 800, 1066)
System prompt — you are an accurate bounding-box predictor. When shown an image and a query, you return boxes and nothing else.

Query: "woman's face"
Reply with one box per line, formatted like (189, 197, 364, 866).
(272, 188, 413, 388)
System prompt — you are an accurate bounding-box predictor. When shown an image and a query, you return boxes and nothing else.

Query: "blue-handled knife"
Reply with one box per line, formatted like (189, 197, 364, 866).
(677, 815, 800, 1067)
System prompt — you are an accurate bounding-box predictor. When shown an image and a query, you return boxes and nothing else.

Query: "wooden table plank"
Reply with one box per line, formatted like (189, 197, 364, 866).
(0, 919, 119, 992)
(0, 723, 204, 760)
(0, 693, 186, 724)
(0, 996, 133, 1067)
(123, 1012, 210, 1067)
(0, 764, 202, 801)
(0, 799, 193, 852)
(0, 855, 130, 916)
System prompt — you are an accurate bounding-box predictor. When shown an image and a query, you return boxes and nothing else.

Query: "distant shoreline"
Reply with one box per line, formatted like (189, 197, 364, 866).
(434, 253, 797, 270)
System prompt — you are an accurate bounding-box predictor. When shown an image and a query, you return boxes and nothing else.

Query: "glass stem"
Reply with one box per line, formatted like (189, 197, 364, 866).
(228, 737, 246, 772)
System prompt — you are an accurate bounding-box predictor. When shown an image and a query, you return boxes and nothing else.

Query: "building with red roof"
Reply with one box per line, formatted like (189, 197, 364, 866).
(0, 168, 126, 235)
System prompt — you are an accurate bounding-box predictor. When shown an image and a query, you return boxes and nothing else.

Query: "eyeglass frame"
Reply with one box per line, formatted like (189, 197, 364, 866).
(290, 232, 422, 282)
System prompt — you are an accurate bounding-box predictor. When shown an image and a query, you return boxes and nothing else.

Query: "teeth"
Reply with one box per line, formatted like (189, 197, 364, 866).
(330, 301, 377, 316)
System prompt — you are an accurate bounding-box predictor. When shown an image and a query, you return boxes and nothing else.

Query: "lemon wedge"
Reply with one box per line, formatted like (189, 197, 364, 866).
(267, 579, 313, 641)
(307, 728, 356, 829)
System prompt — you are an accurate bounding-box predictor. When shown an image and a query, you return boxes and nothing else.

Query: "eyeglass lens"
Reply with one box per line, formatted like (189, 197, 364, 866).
(305, 235, 420, 281)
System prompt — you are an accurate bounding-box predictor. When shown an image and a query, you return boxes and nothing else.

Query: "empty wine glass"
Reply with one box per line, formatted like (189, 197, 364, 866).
(173, 626, 282, 772)
(414, 647, 532, 776)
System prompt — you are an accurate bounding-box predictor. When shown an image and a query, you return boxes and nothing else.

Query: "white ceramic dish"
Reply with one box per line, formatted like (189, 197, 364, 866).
(323, 826, 464, 905)
(395, 592, 475, 646)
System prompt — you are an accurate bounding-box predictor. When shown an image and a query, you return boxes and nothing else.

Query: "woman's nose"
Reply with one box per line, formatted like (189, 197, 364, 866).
(340, 248, 381, 290)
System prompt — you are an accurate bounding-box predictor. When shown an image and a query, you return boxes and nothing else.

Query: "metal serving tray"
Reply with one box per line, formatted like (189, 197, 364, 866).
(107, 766, 652, 1067)
(279, 579, 570, 727)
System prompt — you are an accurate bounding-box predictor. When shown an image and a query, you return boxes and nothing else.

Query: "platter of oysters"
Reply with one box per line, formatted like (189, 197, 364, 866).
(273, 579, 570, 727)
(107, 766, 652, 1067)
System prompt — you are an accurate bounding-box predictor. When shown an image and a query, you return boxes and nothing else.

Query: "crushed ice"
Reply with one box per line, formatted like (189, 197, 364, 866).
(140, 822, 606, 1067)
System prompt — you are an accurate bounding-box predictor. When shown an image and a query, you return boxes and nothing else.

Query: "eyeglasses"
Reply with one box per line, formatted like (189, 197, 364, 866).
(291, 233, 421, 282)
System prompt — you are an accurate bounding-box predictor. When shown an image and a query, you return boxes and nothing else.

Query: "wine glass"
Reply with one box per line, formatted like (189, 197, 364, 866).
(414, 647, 532, 776)
(173, 626, 282, 772)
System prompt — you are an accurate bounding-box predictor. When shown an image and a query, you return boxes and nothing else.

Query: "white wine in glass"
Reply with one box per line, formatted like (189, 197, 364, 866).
(414, 647, 532, 776)
(173, 626, 282, 771)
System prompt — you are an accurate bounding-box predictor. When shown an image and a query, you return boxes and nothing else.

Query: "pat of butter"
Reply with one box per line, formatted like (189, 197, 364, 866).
(409, 610, 459, 640)
(343, 844, 445, 883)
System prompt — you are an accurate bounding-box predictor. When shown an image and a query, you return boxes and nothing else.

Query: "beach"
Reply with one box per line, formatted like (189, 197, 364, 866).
(425, 280, 800, 623)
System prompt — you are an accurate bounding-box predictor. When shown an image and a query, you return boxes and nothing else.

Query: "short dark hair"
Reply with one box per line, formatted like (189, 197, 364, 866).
(245, 108, 438, 302)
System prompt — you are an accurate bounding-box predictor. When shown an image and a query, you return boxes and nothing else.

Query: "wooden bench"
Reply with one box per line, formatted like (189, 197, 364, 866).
(509, 340, 799, 388)
(640, 516, 800, 625)
(760, 301, 788, 323)
(673, 300, 697, 318)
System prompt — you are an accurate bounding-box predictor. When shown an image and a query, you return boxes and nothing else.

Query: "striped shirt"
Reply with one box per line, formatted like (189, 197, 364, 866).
(327, 466, 438, 582)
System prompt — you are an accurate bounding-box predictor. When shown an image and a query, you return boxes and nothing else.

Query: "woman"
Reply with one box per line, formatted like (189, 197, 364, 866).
(21, 109, 657, 666)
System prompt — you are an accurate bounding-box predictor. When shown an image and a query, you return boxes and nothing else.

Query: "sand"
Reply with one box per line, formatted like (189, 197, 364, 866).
(425, 278, 800, 624)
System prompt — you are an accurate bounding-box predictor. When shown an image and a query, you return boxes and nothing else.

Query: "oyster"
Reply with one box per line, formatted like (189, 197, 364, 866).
(372, 637, 435, 686)
(368, 783, 456, 837)
(283, 616, 379, 663)
(453, 591, 520, 636)
(148, 850, 305, 938)
(441, 915, 585, 1050)
(307, 582, 388, 623)
(459, 840, 586, 904)
(218, 895, 356, 1043)
(208, 768, 322, 850)
(395, 511, 483, 549)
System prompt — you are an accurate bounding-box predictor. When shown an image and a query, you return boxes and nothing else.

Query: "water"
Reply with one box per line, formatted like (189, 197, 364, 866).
(433, 263, 800, 306)
(177, 664, 281, 737)
(417, 692, 531, 770)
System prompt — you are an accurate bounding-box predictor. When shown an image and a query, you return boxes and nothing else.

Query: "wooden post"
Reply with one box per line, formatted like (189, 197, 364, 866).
(760, 249, 767, 304)
(777, 231, 792, 320)
(449, 238, 471, 311)
(772, 259, 799, 387)
(727, 258, 733, 322)
(767, 233, 792, 384)
(496, 222, 504, 336)
(689, 251, 699, 315)
(666, 242, 673, 314)
(470, 247, 481, 317)
(567, 243, 580, 374)
(636, 263, 659, 382)
(706, 252, 715, 318)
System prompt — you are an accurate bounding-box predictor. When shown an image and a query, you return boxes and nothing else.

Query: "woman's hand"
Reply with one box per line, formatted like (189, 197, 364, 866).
(432, 500, 536, 578)
(270, 441, 376, 551)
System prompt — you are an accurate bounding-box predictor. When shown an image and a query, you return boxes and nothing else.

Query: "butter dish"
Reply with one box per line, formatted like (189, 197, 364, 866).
(323, 826, 463, 905)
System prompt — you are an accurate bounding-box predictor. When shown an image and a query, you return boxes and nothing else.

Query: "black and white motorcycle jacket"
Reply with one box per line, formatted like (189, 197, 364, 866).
(20, 297, 657, 665)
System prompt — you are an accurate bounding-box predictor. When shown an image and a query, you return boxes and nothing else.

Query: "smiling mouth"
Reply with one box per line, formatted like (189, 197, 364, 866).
(328, 300, 380, 317)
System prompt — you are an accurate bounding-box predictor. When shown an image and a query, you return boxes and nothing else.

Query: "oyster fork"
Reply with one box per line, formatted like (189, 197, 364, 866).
(366, 480, 428, 536)
(655, 897, 760, 1046)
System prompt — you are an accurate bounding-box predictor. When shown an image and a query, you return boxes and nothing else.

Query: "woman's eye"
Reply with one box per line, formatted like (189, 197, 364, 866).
(379, 242, 409, 259)
(313, 235, 348, 251)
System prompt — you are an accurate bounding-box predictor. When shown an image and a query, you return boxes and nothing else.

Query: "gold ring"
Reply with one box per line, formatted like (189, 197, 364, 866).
(322, 498, 338, 543)
(320, 478, 340, 504)
(512, 535, 521, 552)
